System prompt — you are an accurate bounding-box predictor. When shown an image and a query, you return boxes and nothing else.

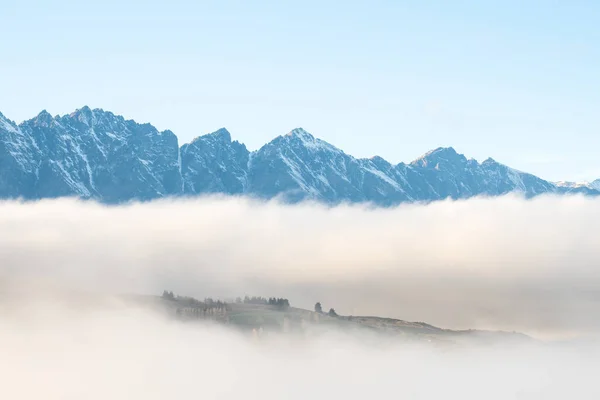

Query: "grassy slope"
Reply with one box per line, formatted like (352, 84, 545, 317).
(147, 296, 534, 346)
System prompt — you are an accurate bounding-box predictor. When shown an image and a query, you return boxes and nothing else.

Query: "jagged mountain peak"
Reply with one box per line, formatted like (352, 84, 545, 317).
(189, 128, 234, 146)
(266, 127, 342, 155)
(555, 180, 586, 188)
(365, 155, 394, 170)
(0, 110, 11, 121)
(181, 128, 248, 196)
(411, 146, 466, 168)
(207, 127, 232, 143)
(367, 155, 388, 164)
(0, 107, 595, 204)
(555, 179, 600, 193)
(74, 105, 92, 114)
(482, 157, 498, 165)
(0, 112, 19, 133)
(418, 146, 456, 158)
(30, 110, 56, 127)
(61, 107, 141, 130)
(69, 105, 94, 124)
(37, 109, 52, 117)
(286, 127, 313, 139)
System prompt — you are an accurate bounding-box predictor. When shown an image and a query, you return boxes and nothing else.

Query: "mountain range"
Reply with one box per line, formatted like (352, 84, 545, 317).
(0, 106, 597, 204)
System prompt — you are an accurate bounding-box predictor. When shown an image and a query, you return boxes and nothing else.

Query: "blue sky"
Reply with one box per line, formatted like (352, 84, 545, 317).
(1, 0, 599, 181)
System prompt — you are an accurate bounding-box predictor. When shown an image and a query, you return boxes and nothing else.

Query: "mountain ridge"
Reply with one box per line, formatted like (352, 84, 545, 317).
(0, 106, 597, 204)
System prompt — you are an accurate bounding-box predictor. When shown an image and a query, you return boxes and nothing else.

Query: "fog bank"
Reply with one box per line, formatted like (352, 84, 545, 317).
(1, 194, 599, 338)
(1, 303, 598, 400)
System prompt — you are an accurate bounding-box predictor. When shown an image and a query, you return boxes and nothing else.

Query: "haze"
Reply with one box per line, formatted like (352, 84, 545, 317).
(2, 195, 600, 398)
(2, 194, 600, 339)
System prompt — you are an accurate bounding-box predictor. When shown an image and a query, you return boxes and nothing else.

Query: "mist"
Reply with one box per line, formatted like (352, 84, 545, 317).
(2, 194, 600, 398)
(1, 299, 599, 399)
(2, 194, 600, 339)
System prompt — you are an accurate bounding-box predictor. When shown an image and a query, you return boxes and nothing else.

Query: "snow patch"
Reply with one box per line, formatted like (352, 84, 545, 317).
(0, 116, 18, 134)
(506, 168, 526, 191)
(177, 147, 184, 192)
(104, 131, 125, 141)
(52, 160, 91, 196)
(555, 180, 600, 191)
(287, 128, 340, 153)
(279, 153, 318, 196)
(363, 165, 402, 191)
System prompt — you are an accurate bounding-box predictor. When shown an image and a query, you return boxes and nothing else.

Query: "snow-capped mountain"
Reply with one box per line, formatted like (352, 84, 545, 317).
(180, 128, 249, 195)
(7, 107, 181, 202)
(554, 180, 600, 194)
(0, 107, 597, 204)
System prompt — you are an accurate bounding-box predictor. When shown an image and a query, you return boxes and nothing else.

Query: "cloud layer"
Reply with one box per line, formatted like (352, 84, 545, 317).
(1, 303, 598, 400)
(1, 194, 600, 338)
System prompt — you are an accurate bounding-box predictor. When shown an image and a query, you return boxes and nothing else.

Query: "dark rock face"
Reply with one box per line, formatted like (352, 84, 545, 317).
(3, 107, 181, 202)
(0, 107, 594, 204)
(0, 111, 39, 198)
(180, 128, 249, 195)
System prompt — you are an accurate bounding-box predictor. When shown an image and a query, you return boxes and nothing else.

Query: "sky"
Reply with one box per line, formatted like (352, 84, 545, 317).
(1, 0, 599, 181)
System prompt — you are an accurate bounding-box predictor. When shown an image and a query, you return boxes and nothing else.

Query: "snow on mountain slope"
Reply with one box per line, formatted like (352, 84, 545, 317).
(248, 128, 362, 202)
(180, 128, 249, 195)
(0, 108, 595, 204)
(3, 107, 181, 201)
(554, 180, 600, 195)
(246, 128, 417, 204)
(0, 111, 39, 198)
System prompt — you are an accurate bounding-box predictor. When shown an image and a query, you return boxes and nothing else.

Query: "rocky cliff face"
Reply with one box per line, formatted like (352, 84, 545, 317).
(1, 107, 181, 202)
(180, 128, 249, 195)
(0, 107, 595, 204)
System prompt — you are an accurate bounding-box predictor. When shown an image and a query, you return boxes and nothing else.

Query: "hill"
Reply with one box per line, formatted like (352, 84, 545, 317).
(129, 293, 535, 347)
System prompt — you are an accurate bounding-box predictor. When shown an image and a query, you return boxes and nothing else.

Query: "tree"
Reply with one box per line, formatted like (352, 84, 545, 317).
(328, 308, 338, 317)
(268, 297, 290, 310)
(244, 296, 269, 305)
(314, 302, 322, 313)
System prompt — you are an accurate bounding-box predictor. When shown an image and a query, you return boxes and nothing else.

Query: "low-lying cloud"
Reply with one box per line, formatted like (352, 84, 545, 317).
(3, 194, 600, 398)
(1, 302, 598, 399)
(1, 194, 600, 339)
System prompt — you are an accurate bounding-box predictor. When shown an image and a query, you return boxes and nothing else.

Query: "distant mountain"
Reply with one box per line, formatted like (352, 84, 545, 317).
(0, 107, 597, 204)
(554, 179, 600, 195)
